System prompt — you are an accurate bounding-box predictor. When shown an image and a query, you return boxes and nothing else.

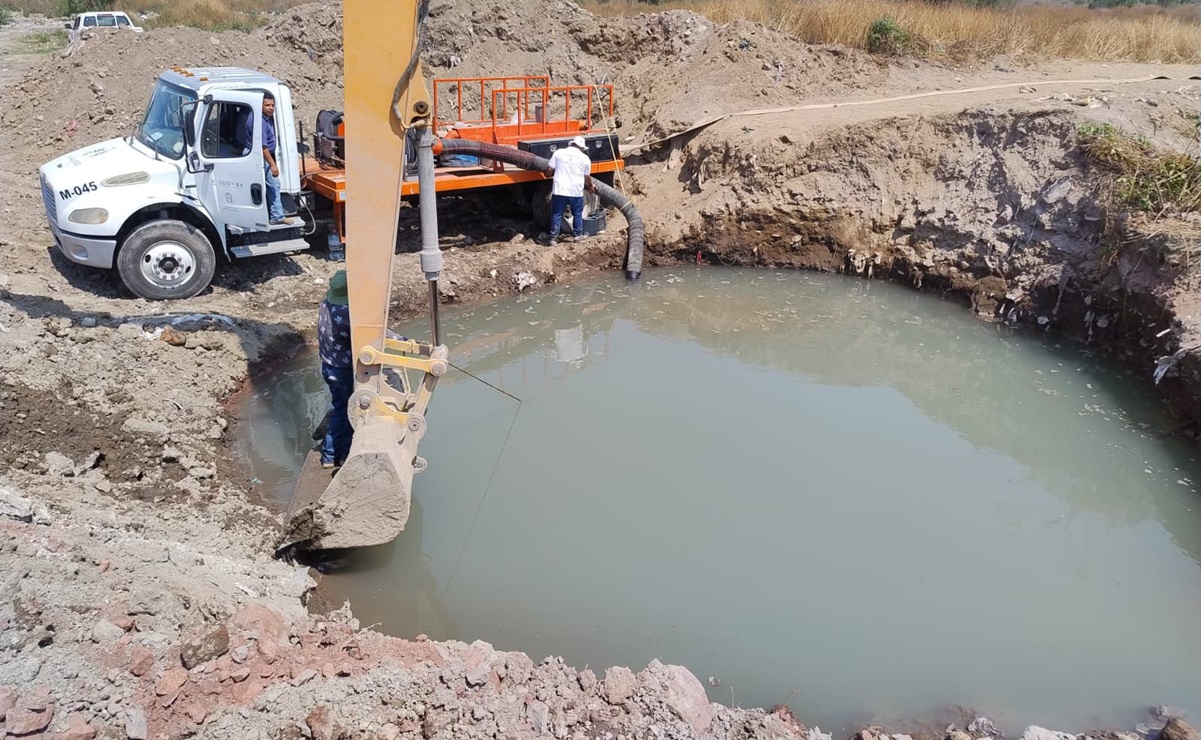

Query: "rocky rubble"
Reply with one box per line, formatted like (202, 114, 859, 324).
(0, 515, 809, 739)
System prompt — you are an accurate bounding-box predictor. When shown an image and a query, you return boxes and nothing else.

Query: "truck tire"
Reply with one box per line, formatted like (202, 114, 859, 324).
(531, 182, 600, 231)
(117, 220, 216, 301)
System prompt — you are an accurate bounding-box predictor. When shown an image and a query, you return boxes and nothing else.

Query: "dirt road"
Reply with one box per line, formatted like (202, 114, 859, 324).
(2, 1, 1200, 738)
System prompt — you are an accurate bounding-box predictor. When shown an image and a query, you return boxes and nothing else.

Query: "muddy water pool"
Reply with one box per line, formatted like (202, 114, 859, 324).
(236, 267, 1201, 733)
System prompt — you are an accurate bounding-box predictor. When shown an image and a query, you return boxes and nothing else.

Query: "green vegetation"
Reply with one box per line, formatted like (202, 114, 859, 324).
(55, 0, 111, 15)
(1078, 123, 1201, 214)
(13, 29, 69, 52)
(865, 15, 924, 54)
(0, 5, 13, 25)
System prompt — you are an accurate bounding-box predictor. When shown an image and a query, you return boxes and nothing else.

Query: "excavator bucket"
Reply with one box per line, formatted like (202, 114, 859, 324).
(281, 414, 424, 550)
(277, 0, 447, 554)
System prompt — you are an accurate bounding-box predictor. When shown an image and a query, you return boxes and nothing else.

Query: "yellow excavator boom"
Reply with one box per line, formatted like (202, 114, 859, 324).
(281, 0, 448, 552)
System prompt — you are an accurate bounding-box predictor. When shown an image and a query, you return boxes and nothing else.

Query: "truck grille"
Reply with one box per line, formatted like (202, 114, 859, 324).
(41, 173, 58, 224)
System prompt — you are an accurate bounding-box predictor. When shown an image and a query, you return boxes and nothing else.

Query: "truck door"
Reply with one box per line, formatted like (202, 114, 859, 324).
(193, 90, 267, 232)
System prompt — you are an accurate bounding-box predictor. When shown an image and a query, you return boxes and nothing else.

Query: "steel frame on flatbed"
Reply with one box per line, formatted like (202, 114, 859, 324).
(300, 75, 624, 243)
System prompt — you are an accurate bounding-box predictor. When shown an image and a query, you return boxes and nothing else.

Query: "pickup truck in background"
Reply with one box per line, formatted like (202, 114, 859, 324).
(65, 11, 144, 33)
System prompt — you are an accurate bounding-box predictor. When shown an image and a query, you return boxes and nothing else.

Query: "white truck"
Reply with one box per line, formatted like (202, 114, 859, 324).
(65, 11, 144, 33)
(40, 65, 628, 300)
(39, 67, 313, 300)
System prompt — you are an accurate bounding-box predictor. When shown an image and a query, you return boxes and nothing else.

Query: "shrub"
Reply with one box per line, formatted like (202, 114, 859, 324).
(866, 15, 920, 54)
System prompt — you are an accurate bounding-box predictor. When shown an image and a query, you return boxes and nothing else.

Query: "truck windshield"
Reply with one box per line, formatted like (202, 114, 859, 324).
(136, 81, 194, 160)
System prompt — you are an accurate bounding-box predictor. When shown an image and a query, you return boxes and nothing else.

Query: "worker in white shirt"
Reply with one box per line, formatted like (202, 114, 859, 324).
(542, 135, 596, 245)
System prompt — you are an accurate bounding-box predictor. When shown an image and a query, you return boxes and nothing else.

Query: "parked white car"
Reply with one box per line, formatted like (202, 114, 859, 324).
(65, 11, 143, 33)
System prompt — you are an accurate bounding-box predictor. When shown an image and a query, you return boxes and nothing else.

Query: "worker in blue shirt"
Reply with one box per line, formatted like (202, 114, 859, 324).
(244, 91, 295, 226)
(316, 270, 407, 469)
(317, 270, 353, 468)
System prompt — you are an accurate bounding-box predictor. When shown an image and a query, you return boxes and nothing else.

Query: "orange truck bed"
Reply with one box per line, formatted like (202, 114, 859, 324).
(300, 77, 625, 243)
(301, 157, 624, 203)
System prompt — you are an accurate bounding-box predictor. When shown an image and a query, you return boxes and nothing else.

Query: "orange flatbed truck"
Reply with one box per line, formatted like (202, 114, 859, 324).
(302, 76, 625, 247)
(38, 67, 624, 300)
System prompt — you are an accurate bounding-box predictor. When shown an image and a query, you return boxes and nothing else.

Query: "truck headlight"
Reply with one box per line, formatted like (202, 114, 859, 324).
(68, 208, 109, 225)
(101, 172, 150, 187)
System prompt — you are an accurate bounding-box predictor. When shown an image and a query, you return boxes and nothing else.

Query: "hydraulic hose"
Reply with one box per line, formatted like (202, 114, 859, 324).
(435, 138, 643, 280)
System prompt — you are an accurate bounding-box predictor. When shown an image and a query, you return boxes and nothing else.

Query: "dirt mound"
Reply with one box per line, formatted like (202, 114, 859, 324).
(260, 1, 343, 65)
(425, 0, 610, 86)
(423, 0, 887, 140)
(0, 20, 341, 174)
(0, 0, 890, 173)
(613, 14, 887, 137)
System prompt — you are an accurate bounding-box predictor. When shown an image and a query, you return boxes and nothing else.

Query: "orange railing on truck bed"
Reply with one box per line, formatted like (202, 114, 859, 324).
(302, 76, 624, 245)
(434, 76, 616, 147)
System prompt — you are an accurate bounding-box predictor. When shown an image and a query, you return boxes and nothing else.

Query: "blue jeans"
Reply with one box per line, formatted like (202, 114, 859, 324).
(549, 194, 584, 238)
(320, 363, 355, 465)
(264, 161, 284, 221)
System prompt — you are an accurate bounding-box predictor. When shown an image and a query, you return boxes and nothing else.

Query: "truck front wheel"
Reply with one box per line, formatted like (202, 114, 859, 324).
(116, 220, 216, 300)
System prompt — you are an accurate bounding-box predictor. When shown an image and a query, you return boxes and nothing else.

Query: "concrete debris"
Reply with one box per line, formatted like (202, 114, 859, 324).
(180, 625, 230, 668)
(160, 326, 187, 346)
(970, 718, 1003, 737)
(462, 641, 494, 687)
(44, 451, 76, 477)
(660, 662, 714, 733)
(155, 667, 189, 696)
(290, 668, 318, 687)
(6, 696, 54, 735)
(604, 666, 637, 704)
(1162, 719, 1201, 740)
(128, 646, 155, 677)
(0, 686, 16, 721)
(1022, 727, 1076, 740)
(124, 706, 148, 739)
(91, 619, 125, 644)
(0, 483, 36, 523)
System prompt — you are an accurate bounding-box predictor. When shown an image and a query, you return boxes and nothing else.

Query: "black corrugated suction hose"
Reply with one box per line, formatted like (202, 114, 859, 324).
(436, 137, 644, 280)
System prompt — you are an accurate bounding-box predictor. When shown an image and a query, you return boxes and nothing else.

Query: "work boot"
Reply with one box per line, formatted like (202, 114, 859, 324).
(270, 216, 296, 226)
(572, 233, 588, 243)
(538, 233, 558, 246)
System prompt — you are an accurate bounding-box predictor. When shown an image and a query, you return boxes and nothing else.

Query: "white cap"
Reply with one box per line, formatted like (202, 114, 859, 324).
(571, 135, 586, 149)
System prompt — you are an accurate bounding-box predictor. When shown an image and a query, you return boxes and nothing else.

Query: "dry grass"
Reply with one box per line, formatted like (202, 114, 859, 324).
(140, 0, 303, 32)
(13, 28, 68, 52)
(1, 0, 306, 31)
(585, 0, 1201, 63)
(1079, 122, 1201, 213)
(1077, 122, 1201, 267)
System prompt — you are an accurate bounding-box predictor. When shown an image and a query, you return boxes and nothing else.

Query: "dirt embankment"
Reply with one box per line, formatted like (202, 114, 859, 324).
(625, 77, 1201, 428)
(3, 1, 1201, 739)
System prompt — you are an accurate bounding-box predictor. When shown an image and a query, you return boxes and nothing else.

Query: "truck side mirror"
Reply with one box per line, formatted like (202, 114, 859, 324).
(64, 22, 71, 28)
(182, 105, 197, 149)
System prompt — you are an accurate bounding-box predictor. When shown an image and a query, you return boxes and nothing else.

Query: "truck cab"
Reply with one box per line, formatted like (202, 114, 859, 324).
(66, 11, 144, 33)
(39, 67, 310, 299)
